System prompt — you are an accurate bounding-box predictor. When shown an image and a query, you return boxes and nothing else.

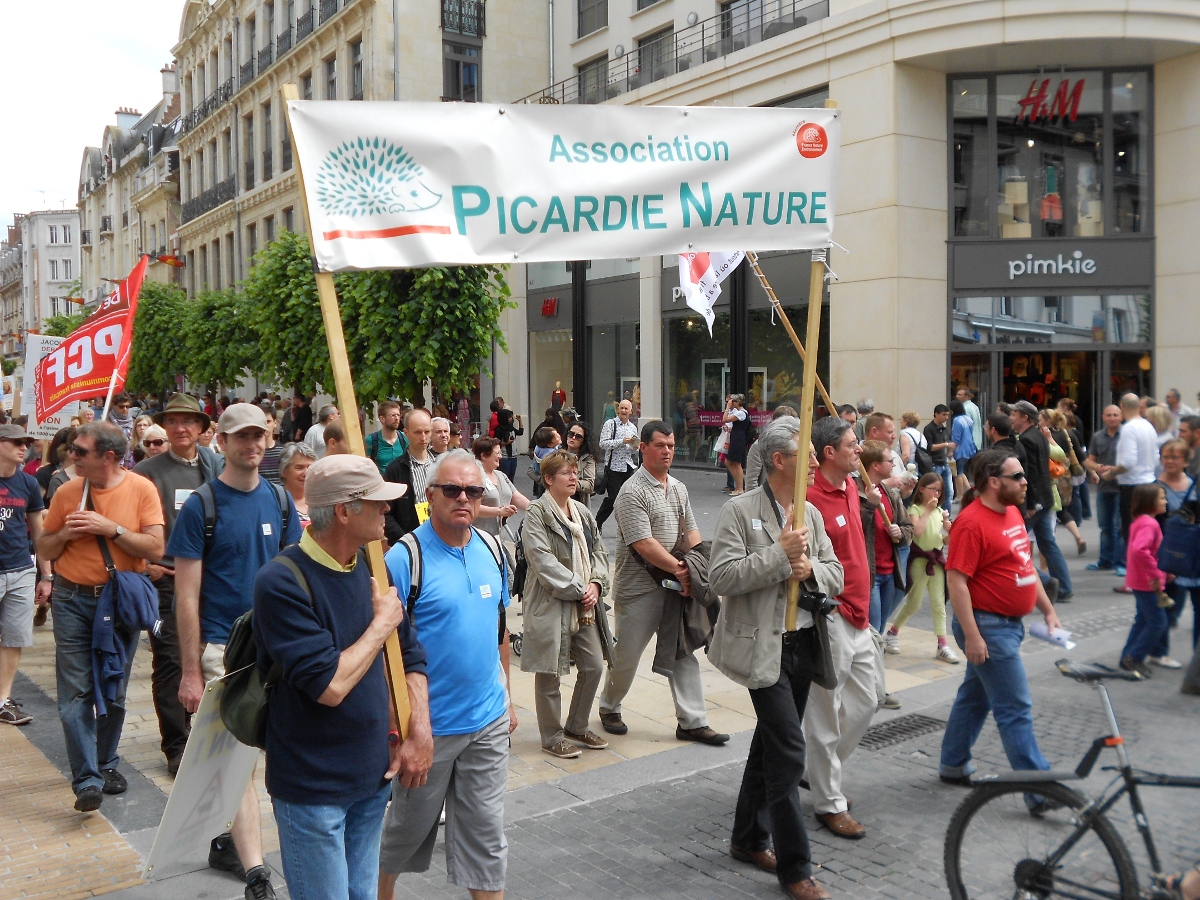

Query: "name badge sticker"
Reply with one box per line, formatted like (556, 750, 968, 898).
(751, 519, 763, 530)
(835, 515, 847, 527)
(480, 583, 493, 599)
(262, 523, 273, 536)
(174, 488, 193, 511)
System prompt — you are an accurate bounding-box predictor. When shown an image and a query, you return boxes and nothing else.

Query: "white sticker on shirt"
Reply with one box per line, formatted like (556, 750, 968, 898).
(480, 583, 493, 599)
(174, 488, 194, 511)
(262, 523, 273, 536)
(751, 519, 763, 530)
(835, 514, 847, 527)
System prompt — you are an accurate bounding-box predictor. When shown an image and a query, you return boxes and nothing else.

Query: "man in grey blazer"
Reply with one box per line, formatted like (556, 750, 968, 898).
(709, 417, 843, 900)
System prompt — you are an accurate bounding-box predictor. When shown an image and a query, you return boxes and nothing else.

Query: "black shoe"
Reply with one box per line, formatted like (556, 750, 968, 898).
(599, 712, 628, 735)
(74, 786, 103, 812)
(1044, 577, 1059, 605)
(101, 767, 127, 795)
(1057, 591, 1074, 603)
(1119, 657, 1152, 679)
(167, 754, 183, 776)
(676, 725, 730, 745)
(210, 832, 247, 881)
(1028, 796, 1066, 818)
(244, 866, 275, 900)
(940, 774, 974, 787)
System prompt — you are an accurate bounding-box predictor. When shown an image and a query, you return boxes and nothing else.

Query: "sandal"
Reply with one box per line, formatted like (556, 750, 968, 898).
(1155, 864, 1200, 900)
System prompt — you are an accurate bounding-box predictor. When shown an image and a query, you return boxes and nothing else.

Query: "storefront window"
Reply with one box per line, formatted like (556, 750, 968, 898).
(1109, 350, 1152, 404)
(663, 310, 730, 463)
(747, 305, 828, 413)
(952, 296, 998, 345)
(588, 322, 639, 424)
(529, 329, 574, 421)
(996, 71, 1104, 239)
(585, 258, 640, 281)
(1001, 350, 1096, 427)
(952, 78, 989, 237)
(1112, 72, 1149, 233)
(1104, 294, 1152, 343)
(950, 354, 992, 420)
(527, 261, 572, 291)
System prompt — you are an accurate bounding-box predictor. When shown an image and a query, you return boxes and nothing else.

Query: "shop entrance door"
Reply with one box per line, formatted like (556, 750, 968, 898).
(1000, 349, 1098, 434)
(950, 353, 993, 423)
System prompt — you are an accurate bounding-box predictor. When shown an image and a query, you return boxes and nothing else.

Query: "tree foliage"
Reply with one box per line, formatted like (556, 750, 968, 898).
(184, 288, 258, 390)
(125, 282, 191, 395)
(44, 313, 88, 337)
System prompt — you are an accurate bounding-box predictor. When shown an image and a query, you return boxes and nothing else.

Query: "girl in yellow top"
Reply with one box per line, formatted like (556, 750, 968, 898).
(885, 474, 959, 663)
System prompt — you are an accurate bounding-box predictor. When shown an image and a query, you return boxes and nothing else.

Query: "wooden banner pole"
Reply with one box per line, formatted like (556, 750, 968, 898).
(280, 84, 412, 738)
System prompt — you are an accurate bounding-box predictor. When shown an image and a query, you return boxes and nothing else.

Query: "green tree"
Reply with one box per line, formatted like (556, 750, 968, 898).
(125, 282, 192, 395)
(184, 288, 258, 390)
(243, 231, 511, 404)
(44, 312, 88, 337)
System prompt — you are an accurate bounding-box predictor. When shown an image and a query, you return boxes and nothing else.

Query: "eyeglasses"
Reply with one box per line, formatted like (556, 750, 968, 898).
(568, 431, 585, 440)
(68, 444, 95, 457)
(998, 471, 1028, 482)
(2, 439, 33, 449)
(144, 440, 166, 448)
(431, 483, 486, 500)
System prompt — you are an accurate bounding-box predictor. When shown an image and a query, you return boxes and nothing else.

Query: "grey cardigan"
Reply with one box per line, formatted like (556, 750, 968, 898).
(518, 493, 613, 676)
(708, 487, 843, 690)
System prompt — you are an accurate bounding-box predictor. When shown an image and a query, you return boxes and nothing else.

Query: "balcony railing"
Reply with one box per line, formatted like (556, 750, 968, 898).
(277, 25, 293, 55)
(258, 43, 274, 71)
(296, 9, 314, 40)
(320, 0, 339, 24)
(181, 78, 236, 133)
(263, 150, 273, 183)
(100, 216, 114, 233)
(80, 230, 92, 246)
(181, 176, 236, 224)
(519, 0, 827, 104)
(240, 59, 256, 88)
(442, 0, 485, 36)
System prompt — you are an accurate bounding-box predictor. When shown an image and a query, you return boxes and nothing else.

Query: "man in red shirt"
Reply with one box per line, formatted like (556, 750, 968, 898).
(802, 417, 876, 840)
(939, 449, 1062, 793)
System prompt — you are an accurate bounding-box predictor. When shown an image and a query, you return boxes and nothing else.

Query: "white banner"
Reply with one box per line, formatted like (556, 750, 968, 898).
(143, 678, 259, 880)
(287, 102, 840, 271)
(22, 335, 77, 439)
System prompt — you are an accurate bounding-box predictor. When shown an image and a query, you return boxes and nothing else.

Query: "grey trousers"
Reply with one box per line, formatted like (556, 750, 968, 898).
(534, 620, 605, 746)
(599, 588, 708, 730)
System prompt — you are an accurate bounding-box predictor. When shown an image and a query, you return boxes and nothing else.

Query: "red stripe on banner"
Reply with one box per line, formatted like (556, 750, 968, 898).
(322, 225, 453, 240)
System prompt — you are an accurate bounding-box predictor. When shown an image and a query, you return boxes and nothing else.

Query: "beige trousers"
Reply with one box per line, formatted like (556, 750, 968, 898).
(534, 619, 605, 746)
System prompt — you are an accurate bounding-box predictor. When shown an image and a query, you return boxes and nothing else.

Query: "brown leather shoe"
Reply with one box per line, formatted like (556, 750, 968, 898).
(599, 712, 628, 735)
(730, 844, 777, 873)
(818, 810, 866, 839)
(564, 728, 609, 750)
(783, 877, 831, 899)
(676, 725, 730, 745)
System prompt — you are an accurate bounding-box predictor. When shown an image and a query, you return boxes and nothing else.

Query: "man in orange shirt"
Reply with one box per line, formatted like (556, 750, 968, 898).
(39, 422, 164, 812)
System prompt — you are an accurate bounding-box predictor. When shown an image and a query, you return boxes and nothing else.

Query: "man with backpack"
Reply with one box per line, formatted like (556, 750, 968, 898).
(169, 404, 301, 900)
(365, 400, 406, 475)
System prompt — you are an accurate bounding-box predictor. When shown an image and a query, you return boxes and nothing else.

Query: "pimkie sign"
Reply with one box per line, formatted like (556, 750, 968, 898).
(286, 102, 840, 271)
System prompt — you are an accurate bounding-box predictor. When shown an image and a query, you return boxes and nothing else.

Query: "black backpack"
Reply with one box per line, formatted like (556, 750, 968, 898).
(195, 480, 291, 556)
(396, 526, 506, 622)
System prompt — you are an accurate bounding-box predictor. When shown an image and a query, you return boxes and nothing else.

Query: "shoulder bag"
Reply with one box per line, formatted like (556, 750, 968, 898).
(1158, 479, 1200, 580)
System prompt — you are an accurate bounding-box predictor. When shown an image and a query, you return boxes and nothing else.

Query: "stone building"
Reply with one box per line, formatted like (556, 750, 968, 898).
(0, 211, 83, 357)
(491, 0, 1200, 448)
(77, 66, 183, 308)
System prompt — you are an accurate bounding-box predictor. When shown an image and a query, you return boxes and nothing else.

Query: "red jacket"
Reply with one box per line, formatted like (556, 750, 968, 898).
(808, 469, 871, 629)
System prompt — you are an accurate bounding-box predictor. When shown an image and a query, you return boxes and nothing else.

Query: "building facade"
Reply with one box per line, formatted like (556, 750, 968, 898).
(0, 226, 23, 359)
(172, 0, 549, 297)
(77, 67, 183, 308)
(0, 211, 83, 358)
(492, 0, 1200, 452)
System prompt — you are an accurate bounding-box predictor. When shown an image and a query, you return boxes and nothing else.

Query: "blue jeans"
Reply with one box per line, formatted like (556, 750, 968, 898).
(52, 583, 140, 793)
(1079, 480, 1092, 519)
(1095, 491, 1125, 569)
(940, 613, 1049, 778)
(499, 455, 518, 481)
(1121, 591, 1170, 663)
(274, 783, 392, 900)
(933, 464, 952, 511)
(1163, 583, 1200, 652)
(1027, 508, 1073, 595)
(869, 572, 898, 633)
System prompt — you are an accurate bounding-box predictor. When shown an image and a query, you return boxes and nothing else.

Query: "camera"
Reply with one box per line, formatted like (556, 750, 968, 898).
(797, 586, 839, 619)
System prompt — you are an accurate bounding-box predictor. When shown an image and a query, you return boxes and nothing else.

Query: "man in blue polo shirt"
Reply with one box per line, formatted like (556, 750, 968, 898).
(170, 404, 301, 900)
(379, 449, 514, 900)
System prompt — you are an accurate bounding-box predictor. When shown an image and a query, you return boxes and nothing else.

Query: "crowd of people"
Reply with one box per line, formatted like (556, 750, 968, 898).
(0, 377, 1197, 900)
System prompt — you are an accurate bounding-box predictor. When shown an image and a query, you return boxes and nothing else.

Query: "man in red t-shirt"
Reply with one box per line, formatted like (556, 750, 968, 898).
(939, 449, 1062, 790)
(802, 417, 876, 840)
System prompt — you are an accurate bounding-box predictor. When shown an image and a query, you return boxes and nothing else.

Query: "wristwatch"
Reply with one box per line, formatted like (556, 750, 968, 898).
(113, 525, 126, 539)
(41, 574, 53, 582)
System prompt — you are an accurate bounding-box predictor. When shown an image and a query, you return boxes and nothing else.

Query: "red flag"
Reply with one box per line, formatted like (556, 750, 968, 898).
(34, 256, 148, 421)
(155, 254, 186, 268)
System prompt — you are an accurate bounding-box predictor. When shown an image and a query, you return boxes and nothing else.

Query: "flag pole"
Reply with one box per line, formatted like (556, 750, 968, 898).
(280, 84, 412, 738)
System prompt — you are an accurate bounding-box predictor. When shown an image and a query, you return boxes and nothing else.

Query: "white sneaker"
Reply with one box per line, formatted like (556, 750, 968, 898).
(1146, 656, 1183, 669)
(884, 632, 901, 655)
(936, 644, 960, 664)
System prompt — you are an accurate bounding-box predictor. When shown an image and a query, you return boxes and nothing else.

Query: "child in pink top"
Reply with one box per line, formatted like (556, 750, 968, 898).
(1120, 484, 1171, 676)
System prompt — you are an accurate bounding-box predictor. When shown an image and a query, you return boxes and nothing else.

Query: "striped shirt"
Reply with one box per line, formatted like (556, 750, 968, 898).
(613, 466, 698, 598)
(599, 418, 640, 473)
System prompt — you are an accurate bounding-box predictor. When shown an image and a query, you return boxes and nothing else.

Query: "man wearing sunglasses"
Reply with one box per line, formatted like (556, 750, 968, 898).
(0, 425, 51, 728)
(380, 449, 514, 900)
(39, 422, 165, 812)
(938, 449, 1062, 793)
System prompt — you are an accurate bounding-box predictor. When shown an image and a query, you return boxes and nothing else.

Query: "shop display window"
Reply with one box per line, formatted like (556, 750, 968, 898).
(589, 322, 640, 423)
(529, 329, 574, 420)
(953, 295, 1149, 346)
(663, 310, 731, 462)
(952, 79, 989, 237)
(747, 305, 828, 413)
(1109, 350, 1153, 404)
(1112, 73, 1149, 233)
(1001, 350, 1096, 428)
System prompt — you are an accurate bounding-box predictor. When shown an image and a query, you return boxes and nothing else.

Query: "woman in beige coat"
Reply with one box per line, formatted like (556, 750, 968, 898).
(520, 450, 614, 759)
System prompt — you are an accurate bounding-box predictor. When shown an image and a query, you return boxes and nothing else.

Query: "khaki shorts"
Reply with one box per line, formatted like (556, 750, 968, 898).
(201, 642, 226, 682)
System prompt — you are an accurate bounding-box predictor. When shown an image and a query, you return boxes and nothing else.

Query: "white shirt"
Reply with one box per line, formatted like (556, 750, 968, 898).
(599, 418, 640, 473)
(304, 423, 327, 459)
(1115, 415, 1158, 485)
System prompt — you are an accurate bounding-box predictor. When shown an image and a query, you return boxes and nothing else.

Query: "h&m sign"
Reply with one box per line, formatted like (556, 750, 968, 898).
(1017, 77, 1086, 124)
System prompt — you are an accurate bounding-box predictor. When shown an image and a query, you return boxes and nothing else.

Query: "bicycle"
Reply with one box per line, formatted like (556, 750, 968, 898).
(944, 659, 1200, 899)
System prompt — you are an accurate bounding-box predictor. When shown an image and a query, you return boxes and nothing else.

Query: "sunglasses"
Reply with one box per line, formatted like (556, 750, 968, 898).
(144, 439, 166, 448)
(998, 471, 1028, 482)
(568, 431, 585, 440)
(68, 444, 96, 457)
(431, 483, 486, 500)
(2, 439, 33, 448)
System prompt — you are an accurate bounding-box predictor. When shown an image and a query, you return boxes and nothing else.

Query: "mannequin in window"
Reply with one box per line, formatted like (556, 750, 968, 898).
(551, 381, 566, 412)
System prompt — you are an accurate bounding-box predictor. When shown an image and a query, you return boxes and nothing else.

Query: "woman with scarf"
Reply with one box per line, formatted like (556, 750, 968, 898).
(107, 392, 137, 469)
(520, 450, 613, 760)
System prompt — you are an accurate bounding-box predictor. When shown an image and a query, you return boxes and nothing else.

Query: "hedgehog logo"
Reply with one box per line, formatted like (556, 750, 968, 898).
(315, 137, 442, 217)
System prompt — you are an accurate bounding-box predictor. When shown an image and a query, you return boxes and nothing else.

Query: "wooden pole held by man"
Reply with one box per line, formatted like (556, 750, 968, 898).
(279, 84, 412, 737)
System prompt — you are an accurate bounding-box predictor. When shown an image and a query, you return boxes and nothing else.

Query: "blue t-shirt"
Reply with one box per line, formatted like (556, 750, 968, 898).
(384, 521, 509, 736)
(0, 471, 43, 572)
(167, 477, 302, 643)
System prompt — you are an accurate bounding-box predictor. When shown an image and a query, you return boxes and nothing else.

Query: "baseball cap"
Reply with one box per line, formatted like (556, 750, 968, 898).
(1010, 400, 1039, 420)
(304, 455, 408, 507)
(216, 403, 269, 434)
(0, 424, 33, 443)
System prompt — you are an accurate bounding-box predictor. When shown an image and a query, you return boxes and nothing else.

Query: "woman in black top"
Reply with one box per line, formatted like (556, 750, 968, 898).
(722, 394, 751, 495)
(494, 402, 524, 480)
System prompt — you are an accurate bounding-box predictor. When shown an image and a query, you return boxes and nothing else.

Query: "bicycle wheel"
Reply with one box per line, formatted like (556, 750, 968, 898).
(944, 781, 1138, 900)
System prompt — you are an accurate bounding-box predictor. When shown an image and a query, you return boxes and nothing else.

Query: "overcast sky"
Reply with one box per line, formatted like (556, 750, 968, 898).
(1, 1, 187, 231)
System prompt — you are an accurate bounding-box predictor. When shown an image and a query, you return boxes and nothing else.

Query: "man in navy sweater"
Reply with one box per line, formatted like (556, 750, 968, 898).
(254, 455, 429, 900)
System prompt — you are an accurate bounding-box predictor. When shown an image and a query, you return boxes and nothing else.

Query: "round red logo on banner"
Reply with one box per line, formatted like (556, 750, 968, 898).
(795, 122, 828, 158)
